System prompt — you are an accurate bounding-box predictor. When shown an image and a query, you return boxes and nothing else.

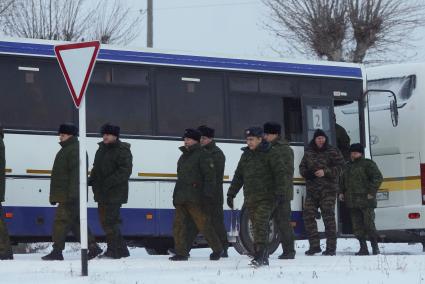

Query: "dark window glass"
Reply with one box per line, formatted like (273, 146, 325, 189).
(86, 64, 151, 135)
(229, 93, 283, 139)
(156, 69, 225, 137)
(229, 75, 258, 93)
(283, 98, 302, 142)
(259, 77, 296, 96)
(0, 56, 75, 131)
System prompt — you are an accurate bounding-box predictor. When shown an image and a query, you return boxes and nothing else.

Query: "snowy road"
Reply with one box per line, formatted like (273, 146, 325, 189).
(2, 239, 425, 284)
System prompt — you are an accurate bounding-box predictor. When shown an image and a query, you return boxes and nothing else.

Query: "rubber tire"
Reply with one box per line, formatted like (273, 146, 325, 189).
(235, 205, 280, 255)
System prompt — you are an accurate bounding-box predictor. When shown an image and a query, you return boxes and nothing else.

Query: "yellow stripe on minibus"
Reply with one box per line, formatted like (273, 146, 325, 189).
(379, 176, 421, 192)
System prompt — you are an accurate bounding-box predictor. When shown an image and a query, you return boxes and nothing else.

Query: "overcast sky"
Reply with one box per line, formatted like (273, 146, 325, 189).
(126, 0, 425, 63)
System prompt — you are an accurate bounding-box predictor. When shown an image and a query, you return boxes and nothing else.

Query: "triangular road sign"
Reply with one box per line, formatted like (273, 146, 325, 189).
(54, 41, 100, 108)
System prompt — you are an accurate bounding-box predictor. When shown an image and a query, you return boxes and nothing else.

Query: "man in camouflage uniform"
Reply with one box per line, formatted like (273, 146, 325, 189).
(299, 129, 345, 256)
(177, 126, 229, 257)
(170, 128, 223, 261)
(263, 122, 295, 260)
(339, 143, 383, 255)
(227, 127, 287, 267)
(42, 124, 102, 261)
(0, 124, 13, 260)
(89, 123, 133, 259)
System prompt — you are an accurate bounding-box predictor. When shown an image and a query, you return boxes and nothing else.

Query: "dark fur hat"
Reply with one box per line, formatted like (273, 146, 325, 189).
(263, 122, 281, 135)
(197, 125, 215, 138)
(349, 143, 364, 154)
(58, 123, 78, 136)
(183, 128, 201, 142)
(101, 123, 120, 137)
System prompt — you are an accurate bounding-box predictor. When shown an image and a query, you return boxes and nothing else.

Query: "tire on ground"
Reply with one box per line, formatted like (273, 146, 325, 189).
(234, 206, 280, 255)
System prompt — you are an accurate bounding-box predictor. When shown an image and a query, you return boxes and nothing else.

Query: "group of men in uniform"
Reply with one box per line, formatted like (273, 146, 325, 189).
(0, 123, 133, 261)
(0, 119, 383, 263)
(300, 129, 383, 256)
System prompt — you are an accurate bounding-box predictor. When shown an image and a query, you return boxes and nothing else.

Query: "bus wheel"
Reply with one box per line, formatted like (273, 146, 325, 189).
(235, 206, 280, 255)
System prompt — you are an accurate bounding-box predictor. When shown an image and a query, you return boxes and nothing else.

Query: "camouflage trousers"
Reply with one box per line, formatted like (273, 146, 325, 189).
(350, 207, 377, 240)
(275, 200, 295, 254)
(303, 191, 337, 250)
(98, 203, 127, 254)
(0, 203, 12, 255)
(173, 203, 223, 256)
(52, 202, 97, 251)
(184, 201, 229, 252)
(246, 199, 275, 251)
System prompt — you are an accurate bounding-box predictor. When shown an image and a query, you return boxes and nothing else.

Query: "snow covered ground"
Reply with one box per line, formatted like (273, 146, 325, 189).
(2, 239, 425, 284)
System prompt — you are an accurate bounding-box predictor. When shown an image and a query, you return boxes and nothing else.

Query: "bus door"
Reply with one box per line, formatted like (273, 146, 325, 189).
(301, 95, 336, 234)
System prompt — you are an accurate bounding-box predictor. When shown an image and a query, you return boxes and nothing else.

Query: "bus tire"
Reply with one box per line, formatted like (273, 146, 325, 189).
(236, 206, 280, 256)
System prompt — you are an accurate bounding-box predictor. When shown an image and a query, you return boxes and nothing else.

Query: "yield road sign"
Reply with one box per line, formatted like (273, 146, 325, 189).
(54, 41, 100, 108)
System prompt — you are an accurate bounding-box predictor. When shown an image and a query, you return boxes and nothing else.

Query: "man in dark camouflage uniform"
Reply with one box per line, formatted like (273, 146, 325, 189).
(299, 129, 345, 256)
(339, 143, 383, 255)
(263, 122, 295, 260)
(0, 124, 13, 260)
(42, 124, 102, 261)
(227, 127, 287, 267)
(90, 123, 133, 259)
(170, 129, 223, 261)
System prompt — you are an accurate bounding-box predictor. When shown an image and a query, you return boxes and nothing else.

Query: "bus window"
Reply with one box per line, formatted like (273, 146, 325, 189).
(0, 56, 75, 131)
(86, 64, 152, 135)
(155, 68, 225, 137)
(283, 98, 302, 142)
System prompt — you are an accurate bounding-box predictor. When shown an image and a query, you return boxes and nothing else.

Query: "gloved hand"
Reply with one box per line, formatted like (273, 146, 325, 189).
(275, 194, 284, 206)
(227, 195, 235, 209)
(305, 170, 317, 181)
(50, 202, 57, 206)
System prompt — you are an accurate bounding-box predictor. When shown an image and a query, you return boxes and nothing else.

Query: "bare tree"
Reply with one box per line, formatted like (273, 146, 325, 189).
(87, 0, 144, 45)
(1, 0, 90, 41)
(263, 0, 425, 63)
(0, 0, 14, 15)
(1, 0, 144, 45)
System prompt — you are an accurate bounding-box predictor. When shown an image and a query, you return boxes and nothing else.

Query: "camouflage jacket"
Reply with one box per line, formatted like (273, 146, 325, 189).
(50, 136, 79, 203)
(299, 143, 345, 195)
(90, 140, 133, 204)
(340, 157, 383, 208)
(270, 137, 294, 201)
(203, 141, 226, 204)
(227, 141, 287, 205)
(0, 136, 5, 202)
(173, 143, 216, 205)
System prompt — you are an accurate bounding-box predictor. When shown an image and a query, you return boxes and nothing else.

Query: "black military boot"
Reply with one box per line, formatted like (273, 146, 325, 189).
(355, 238, 369, 256)
(370, 238, 380, 255)
(41, 249, 64, 261)
(278, 251, 296, 259)
(221, 244, 229, 258)
(169, 254, 189, 261)
(321, 249, 336, 256)
(250, 247, 269, 267)
(210, 250, 223, 261)
(0, 251, 13, 260)
(87, 245, 103, 260)
(305, 247, 321, 256)
(119, 242, 130, 258)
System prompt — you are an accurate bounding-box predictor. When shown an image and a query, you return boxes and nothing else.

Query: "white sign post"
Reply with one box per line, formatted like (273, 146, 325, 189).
(54, 41, 100, 276)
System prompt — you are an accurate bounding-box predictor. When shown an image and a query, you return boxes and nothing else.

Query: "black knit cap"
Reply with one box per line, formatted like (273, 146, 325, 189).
(263, 122, 281, 135)
(197, 125, 215, 138)
(313, 129, 327, 139)
(183, 128, 201, 142)
(58, 123, 78, 136)
(101, 123, 120, 137)
(245, 127, 263, 138)
(349, 143, 364, 154)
